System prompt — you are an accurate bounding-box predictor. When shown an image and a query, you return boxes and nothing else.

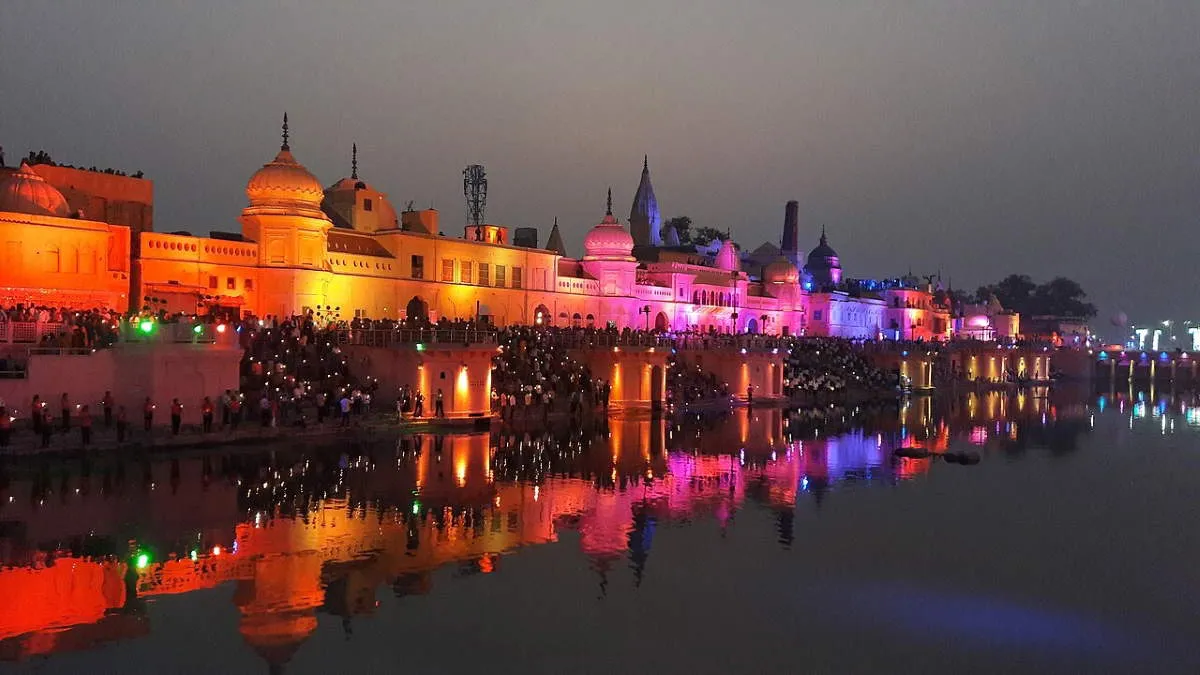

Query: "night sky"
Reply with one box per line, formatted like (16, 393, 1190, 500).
(2, 1, 1198, 331)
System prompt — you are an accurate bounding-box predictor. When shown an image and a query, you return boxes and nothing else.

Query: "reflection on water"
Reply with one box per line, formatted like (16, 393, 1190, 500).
(0, 387, 1183, 671)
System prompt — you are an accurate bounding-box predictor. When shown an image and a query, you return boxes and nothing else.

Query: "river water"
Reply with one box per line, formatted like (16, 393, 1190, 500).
(0, 388, 1197, 674)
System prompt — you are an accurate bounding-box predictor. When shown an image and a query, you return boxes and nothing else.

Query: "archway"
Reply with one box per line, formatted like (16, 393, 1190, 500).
(406, 296, 429, 322)
(654, 311, 669, 332)
(534, 304, 551, 326)
(746, 318, 758, 334)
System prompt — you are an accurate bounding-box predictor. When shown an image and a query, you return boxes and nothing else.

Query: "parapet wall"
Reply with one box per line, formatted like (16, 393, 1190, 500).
(0, 342, 240, 424)
(342, 345, 495, 416)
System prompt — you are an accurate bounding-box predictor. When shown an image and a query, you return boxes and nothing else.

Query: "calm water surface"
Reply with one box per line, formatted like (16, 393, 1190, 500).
(1, 389, 1198, 674)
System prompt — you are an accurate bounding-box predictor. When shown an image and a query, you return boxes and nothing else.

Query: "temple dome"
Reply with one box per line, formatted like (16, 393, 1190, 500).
(806, 232, 839, 269)
(583, 190, 635, 260)
(763, 256, 800, 284)
(0, 162, 71, 217)
(584, 213, 635, 259)
(805, 227, 842, 287)
(246, 148, 324, 208)
(245, 114, 324, 210)
(715, 238, 740, 271)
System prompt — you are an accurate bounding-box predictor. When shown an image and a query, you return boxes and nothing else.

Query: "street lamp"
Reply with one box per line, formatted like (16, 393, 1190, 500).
(639, 305, 651, 331)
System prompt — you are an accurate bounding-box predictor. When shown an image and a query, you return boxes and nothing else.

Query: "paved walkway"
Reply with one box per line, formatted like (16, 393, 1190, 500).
(0, 412, 488, 459)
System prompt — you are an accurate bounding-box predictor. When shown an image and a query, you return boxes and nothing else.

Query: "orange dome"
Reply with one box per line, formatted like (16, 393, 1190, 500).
(246, 148, 324, 208)
(0, 162, 71, 217)
(764, 256, 800, 284)
(240, 612, 318, 667)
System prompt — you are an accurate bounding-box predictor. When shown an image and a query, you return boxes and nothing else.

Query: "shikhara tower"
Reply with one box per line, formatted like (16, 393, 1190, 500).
(628, 155, 661, 247)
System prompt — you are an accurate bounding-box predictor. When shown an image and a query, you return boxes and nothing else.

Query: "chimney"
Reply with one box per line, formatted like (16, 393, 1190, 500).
(782, 200, 799, 253)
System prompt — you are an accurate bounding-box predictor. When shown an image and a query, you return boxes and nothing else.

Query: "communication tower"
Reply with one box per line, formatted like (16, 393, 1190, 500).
(463, 164, 488, 241)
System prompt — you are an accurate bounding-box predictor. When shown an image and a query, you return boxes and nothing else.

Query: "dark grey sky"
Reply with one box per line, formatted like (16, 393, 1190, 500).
(3, 1, 1198, 329)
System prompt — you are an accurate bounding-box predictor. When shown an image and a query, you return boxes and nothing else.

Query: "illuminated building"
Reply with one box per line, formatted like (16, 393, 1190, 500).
(0, 116, 978, 339)
(0, 162, 131, 308)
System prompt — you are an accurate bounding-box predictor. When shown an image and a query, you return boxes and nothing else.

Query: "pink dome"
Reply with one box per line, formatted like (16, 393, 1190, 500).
(715, 238, 740, 271)
(246, 148, 324, 208)
(584, 213, 635, 260)
(0, 162, 71, 217)
(764, 256, 800, 284)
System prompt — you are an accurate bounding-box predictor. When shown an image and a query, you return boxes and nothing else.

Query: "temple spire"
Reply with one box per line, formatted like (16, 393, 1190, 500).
(351, 142, 358, 179)
(546, 217, 566, 256)
(606, 188, 612, 216)
(820, 224, 827, 246)
(629, 155, 661, 246)
(281, 112, 290, 151)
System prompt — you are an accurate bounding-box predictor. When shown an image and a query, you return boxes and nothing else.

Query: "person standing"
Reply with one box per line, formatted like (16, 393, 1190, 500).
(30, 395, 42, 435)
(79, 405, 92, 448)
(413, 391, 424, 418)
(339, 394, 351, 426)
(201, 397, 214, 433)
(435, 389, 444, 418)
(40, 410, 53, 448)
(229, 395, 242, 430)
(61, 393, 71, 432)
(170, 399, 183, 435)
(0, 407, 11, 449)
(143, 397, 155, 432)
(115, 405, 128, 442)
(260, 395, 271, 427)
(102, 391, 114, 428)
(316, 391, 327, 424)
(220, 390, 231, 428)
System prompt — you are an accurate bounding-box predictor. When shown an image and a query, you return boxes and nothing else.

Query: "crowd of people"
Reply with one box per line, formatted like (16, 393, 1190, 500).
(490, 326, 610, 421)
(0, 304, 124, 350)
(13, 149, 144, 178)
(784, 337, 896, 398)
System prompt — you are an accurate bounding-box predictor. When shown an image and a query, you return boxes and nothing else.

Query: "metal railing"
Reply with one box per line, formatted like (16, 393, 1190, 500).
(333, 329, 500, 347)
(530, 332, 673, 349)
(0, 321, 67, 343)
(673, 335, 789, 351)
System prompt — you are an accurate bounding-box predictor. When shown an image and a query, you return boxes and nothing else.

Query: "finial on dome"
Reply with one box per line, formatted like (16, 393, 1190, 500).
(820, 224, 827, 246)
(643, 155, 648, 172)
(281, 112, 290, 151)
(351, 142, 358, 179)
(606, 188, 612, 216)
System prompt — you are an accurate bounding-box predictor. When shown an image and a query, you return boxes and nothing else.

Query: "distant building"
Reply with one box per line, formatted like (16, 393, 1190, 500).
(0, 116, 989, 339)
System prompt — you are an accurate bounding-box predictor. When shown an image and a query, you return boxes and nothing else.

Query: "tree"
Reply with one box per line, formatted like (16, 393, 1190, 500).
(1031, 277, 1097, 318)
(665, 216, 692, 244)
(973, 274, 1096, 319)
(691, 226, 728, 247)
(993, 274, 1036, 310)
(947, 289, 974, 308)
